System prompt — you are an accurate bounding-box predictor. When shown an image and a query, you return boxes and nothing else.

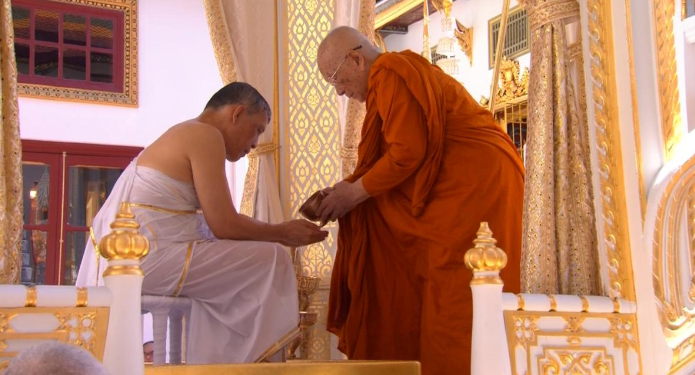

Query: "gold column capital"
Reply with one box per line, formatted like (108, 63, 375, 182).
(464, 222, 508, 281)
(98, 203, 149, 262)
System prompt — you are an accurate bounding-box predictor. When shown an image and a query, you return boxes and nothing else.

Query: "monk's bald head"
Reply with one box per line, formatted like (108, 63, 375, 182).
(318, 26, 380, 102)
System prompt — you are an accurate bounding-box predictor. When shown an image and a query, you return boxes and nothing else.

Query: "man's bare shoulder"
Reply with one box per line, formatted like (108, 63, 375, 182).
(165, 120, 224, 145)
(137, 120, 225, 183)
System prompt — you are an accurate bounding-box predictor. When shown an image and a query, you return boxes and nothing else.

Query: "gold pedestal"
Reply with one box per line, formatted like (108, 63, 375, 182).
(287, 275, 320, 360)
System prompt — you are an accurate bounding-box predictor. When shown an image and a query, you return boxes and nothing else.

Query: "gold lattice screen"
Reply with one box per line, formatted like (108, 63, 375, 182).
(284, 0, 340, 360)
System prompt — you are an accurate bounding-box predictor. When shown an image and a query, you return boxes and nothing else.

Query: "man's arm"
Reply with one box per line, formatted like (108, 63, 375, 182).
(187, 125, 326, 245)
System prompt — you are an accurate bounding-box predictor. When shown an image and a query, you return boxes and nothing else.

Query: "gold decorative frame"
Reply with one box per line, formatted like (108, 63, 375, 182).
(16, 0, 138, 107)
(375, 0, 423, 29)
(650, 153, 695, 371)
(653, 0, 683, 160)
(585, 0, 635, 301)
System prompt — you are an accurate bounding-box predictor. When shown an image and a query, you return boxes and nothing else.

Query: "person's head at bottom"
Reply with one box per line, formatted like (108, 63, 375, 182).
(5, 341, 109, 375)
(143, 341, 154, 363)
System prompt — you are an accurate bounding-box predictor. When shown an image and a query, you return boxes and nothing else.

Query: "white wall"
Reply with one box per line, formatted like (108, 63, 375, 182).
(16, 0, 249, 205)
(383, 0, 528, 101)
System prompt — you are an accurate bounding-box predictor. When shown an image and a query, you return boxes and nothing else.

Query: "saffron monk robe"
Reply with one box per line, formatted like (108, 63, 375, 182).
(315, 26, 524, 375)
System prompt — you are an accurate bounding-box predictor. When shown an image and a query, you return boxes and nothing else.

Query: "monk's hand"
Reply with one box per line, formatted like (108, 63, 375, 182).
(278, 219, 329, 246)
(317, 179, 369, 225)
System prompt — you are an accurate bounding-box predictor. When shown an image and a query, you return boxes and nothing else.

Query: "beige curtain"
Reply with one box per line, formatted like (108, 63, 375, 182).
(204, 0, 283, 223)
(334, 0, 375, 178)
(518, 0, 599, 295)
(0, 0, 24, 284)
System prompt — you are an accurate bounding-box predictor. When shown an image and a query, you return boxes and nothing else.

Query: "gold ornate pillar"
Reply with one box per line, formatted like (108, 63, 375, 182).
(284, 0, 341, 360)
(518, 0, 600, 296)
(0, 0, 24, 284)
(583, 0, 635, 300)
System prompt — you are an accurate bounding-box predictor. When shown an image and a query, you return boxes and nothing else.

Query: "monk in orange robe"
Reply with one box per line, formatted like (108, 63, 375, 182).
(316, 26, 523, 375)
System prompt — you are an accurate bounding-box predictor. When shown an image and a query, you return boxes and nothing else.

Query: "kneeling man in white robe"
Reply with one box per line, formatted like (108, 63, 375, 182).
(76, 82, 327, 364)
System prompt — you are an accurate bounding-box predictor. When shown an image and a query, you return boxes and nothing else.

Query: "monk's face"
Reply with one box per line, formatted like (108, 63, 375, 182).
(319, 47, 369, 102)
(222, 105, 268, 161)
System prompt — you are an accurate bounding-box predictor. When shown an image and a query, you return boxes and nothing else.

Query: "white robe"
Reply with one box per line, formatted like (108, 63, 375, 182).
(76, 159, 299, 364)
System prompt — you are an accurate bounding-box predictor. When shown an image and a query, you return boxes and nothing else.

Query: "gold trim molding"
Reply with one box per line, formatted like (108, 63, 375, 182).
(203, 0, 239, 85)
(651, 153, 695, 370)
(375, 0, 423, 29)
(16, 0, 138, 106)
(586, 0, 635, 301)
(653, 0, 684, 161)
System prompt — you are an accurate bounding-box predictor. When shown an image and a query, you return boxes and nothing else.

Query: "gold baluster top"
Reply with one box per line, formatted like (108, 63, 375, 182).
(98, 203, 149, 261)
(464, 222, 507, 273)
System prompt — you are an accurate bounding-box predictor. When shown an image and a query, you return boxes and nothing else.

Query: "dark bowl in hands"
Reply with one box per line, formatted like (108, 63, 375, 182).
(299, 191, 326, 222)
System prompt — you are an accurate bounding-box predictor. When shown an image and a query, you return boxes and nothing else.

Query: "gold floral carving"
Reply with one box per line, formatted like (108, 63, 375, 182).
(653, 0, 683, 160)
(586, 0, 634, 300)
(0, 0, 23, 285)
(0, 307, 109, 369)
(494, 57, 529, 105)
(527, 0, 579, 32)
(454, 19, 473, 65)
(203, 0, 239, 85)
(16, 0, 138, 106)
(505, 311, 639, 375)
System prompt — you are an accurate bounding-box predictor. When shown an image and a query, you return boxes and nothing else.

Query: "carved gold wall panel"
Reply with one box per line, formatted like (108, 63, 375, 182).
(285, 0, 340, 360)
(0, 307, 109, 370)
(505, 311, 640, 375)
(585, 0, 635, 301)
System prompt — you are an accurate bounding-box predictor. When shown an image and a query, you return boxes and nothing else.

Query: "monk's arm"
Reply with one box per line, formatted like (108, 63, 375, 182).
(187, 127, 323, 243)
(360, 70, 427, 196)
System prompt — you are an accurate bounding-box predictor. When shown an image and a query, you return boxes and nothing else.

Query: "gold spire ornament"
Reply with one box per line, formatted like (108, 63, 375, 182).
(99, 203, 149, 277)
(464, 222, 507, 285)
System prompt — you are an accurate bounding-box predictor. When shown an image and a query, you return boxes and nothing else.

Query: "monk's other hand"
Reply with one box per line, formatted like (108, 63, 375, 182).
(279, 219, 329, 246)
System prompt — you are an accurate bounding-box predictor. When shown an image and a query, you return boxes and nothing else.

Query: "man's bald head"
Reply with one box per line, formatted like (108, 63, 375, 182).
(317, 26, 381, 102)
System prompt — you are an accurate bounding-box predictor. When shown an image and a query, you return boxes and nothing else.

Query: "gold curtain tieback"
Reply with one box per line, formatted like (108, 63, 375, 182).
(567, 42, 583, 62)
(527, 0, 580, 32)
(247, 142, 280, 159)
